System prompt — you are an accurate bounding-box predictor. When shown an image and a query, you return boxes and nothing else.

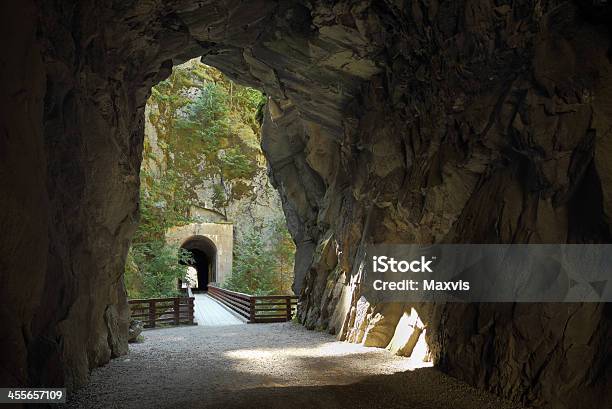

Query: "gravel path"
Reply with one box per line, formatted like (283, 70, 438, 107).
(63, 323, 526, 409)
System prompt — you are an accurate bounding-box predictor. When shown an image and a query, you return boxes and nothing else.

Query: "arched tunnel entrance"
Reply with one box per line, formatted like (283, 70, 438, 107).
(180, 235, 217, 292)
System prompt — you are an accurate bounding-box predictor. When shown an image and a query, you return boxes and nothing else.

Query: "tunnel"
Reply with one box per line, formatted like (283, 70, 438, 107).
(1, 1, 611, 408)
(180, 236, 217, 292)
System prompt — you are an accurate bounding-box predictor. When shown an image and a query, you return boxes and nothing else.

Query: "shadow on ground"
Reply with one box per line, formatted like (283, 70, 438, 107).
(161, 368, 525, 409)
(63, 323, 525, 409)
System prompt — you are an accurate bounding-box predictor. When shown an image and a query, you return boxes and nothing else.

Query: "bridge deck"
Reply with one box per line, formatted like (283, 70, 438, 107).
(193, 292, 245, 326)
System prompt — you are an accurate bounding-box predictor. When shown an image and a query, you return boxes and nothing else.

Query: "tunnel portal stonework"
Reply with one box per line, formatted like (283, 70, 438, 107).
(1, 1, 611, 408)
(166, 223, 234, 286)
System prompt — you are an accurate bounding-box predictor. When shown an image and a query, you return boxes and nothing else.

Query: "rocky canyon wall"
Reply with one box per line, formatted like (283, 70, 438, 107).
(287, 3, 612, 409)
(1, 1, 610, 408)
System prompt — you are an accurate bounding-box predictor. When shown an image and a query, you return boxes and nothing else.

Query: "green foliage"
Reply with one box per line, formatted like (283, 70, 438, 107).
(223, 217, 295, 295)
(134, 167, 193, 244)
(124, 60, 294, 300)
(224, 227, 277, 295)
(270, 217, 296, 294)
(147, 61, 267, 216)
(125, 244, 193, 299)
(125, 61, 267, 299)
(126, 139, 195, 299)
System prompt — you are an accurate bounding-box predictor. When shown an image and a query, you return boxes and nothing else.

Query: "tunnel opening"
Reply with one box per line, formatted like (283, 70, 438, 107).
(2, 2, 611, 408)
(180, 235, 217, 292)
(125, 59, 294, 301)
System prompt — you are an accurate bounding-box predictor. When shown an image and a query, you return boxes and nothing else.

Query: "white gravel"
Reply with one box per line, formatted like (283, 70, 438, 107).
(63, 322, 526, 409)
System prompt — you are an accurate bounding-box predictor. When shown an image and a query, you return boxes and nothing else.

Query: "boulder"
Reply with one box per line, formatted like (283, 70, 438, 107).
(128, 320, 143, 343)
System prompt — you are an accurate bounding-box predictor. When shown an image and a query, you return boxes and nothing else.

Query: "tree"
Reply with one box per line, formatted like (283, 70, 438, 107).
(224, 227, 277, 295)
(147, 61, 266, 217)
(125, 244, 193, 299)
(270, 217, 295, 293)
(223, 218, 295, 295)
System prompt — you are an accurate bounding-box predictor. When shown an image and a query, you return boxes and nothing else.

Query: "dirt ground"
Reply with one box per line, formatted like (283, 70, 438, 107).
(63, 322, 526, 409)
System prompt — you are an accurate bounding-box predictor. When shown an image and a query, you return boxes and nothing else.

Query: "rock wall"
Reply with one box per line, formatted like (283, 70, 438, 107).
(1, 1, 610, 408)
(143, 60, 286, 244)
(288, 2, 612, 408)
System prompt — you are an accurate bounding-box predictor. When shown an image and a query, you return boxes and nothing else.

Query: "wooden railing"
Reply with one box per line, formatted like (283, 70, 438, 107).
(208, 284, 298, 323)
(128, 294, 195, 328)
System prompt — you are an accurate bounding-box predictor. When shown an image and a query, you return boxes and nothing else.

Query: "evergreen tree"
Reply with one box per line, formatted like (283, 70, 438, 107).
(224, 227, 277, 295)
(223, 218, 295, 295)
(270, 217, 295, 293)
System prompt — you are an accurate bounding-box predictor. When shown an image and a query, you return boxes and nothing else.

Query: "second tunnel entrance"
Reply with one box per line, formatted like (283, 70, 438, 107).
(181, 235, 217, 292)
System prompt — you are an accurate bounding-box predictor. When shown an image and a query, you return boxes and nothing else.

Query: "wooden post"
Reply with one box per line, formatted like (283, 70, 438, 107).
(174, 298, 180, 325)
(249, 298, 256, 323)
(286, 297, 292, 321)
(149, 300, 156, 328)
(188, 297, 195, 325)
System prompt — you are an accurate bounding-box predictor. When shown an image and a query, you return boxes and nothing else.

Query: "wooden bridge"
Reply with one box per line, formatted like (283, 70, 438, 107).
(128, 285, 298, 328)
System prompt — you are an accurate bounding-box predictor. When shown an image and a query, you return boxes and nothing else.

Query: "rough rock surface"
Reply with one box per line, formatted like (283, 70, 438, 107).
(1, 1, 611, 408)
(127, 320, 143, 343)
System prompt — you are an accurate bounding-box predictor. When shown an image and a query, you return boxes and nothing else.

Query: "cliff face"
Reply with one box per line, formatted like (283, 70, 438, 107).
(270, 3, 612, 407)
(142, 62, 285, 245)
(1, 1, 610, 408)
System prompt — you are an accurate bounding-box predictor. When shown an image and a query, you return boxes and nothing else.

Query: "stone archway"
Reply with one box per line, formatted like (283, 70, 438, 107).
(166, 223, 233, 287)
(179, 235, 217, 291)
